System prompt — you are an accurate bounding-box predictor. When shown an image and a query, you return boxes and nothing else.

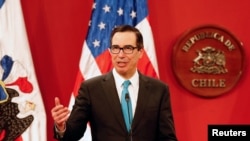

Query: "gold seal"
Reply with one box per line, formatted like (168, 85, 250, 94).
(172, 25, 245, 97)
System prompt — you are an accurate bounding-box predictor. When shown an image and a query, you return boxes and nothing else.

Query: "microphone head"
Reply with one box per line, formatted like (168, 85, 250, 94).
(125, 93, 130, 101)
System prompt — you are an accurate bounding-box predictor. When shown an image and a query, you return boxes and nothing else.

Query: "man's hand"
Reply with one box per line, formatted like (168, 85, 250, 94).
(51, 97, 70, 131)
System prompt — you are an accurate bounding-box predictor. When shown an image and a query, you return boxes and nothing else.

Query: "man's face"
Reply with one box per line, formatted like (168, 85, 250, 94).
(110, 31, 143, 79)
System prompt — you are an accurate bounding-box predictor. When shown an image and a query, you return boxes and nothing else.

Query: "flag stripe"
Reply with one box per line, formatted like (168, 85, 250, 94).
(72, 71, 84, 97)
(95, 50, 113, 74)
(136, 18, 159, 76)
(79, 41, 102, 79)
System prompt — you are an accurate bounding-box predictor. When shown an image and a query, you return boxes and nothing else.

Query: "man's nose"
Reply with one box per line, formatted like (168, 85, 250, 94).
(118, 49, 125, 56)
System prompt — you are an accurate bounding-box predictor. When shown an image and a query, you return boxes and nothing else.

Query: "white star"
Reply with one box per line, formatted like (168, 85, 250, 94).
(88, 20, 91, 26)
(117, 8, 123, 16)
(98, 22, 106, 30)
(92, 39, 100, 47)
(92, 2, 96, 9)
(103, 5, 111, 13)
(130, 10, 136, 19)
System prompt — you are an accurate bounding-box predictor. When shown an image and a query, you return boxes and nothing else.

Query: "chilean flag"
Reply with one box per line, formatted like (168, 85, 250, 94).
(0, 0, 46, 140)
(69, 0, 159, 140)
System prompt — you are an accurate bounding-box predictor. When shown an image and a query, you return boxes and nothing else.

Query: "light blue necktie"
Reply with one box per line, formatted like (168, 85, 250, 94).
(121, 80, 133, 132)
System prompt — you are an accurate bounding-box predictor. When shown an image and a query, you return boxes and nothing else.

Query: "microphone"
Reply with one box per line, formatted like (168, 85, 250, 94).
(125, 94, 131, 124)
(125, 93, 133, 141)
(125, 93, 130, 101)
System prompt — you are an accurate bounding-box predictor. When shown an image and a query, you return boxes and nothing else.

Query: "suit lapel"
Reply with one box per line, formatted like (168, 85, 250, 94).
(101, 72, 127, 130)
(132, 74, 151, 129)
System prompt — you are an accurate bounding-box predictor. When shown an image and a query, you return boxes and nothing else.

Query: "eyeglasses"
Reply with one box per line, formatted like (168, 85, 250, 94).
(110, 45, 139, 54)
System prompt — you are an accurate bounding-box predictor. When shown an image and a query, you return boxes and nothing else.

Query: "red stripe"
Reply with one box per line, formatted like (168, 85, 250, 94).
(72, 71, 84, 97)
(95, 50, 113, 74)
(138, 52, 158, 78)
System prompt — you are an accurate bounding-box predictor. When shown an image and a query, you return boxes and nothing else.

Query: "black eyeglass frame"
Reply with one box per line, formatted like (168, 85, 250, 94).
(109, 45, 140, 54)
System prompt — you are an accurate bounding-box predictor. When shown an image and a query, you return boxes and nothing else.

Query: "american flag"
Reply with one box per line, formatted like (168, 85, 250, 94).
(69, 0, 158, 140)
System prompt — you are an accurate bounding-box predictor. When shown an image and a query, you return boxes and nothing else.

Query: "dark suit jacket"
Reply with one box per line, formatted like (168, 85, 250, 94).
(54, 71, 178, 141)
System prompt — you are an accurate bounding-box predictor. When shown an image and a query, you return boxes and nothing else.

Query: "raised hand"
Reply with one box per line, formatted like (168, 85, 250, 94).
(51, 97, 70, 131)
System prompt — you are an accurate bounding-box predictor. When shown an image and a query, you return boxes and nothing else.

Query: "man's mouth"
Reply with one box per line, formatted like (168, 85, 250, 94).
(117, 61, 127, 67)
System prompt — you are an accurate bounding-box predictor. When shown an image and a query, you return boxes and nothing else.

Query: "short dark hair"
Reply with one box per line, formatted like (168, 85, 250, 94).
(110, 25, 144, 50)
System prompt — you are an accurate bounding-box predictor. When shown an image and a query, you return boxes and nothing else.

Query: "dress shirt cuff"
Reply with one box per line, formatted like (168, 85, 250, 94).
(55, 124, 66, 138)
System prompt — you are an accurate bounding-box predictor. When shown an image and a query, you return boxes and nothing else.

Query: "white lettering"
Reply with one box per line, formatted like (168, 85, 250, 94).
(212, 129, 247, 136)
(212, 129, 219, 136)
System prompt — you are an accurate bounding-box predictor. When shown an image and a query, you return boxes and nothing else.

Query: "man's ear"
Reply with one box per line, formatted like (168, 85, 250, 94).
(139, 48, 144, 58)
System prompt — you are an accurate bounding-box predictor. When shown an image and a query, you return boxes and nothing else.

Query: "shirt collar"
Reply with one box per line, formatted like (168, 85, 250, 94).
(112, 68, 139, 87)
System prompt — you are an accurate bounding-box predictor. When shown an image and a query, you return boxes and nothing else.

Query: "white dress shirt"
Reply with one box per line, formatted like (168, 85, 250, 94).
(112, 68, 139, 117)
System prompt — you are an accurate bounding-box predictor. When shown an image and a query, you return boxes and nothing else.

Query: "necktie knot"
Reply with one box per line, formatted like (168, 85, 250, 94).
(123, 80, 131, 89)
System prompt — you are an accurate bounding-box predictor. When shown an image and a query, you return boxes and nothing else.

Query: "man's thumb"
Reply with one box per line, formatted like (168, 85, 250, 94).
(55, 97, 61, 106)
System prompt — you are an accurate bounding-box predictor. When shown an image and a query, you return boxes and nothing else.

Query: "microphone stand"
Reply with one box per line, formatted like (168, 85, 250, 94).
(125, 94, 133, 141)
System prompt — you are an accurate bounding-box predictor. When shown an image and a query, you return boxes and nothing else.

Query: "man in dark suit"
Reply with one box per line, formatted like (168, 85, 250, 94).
(51, 25, 178, 141)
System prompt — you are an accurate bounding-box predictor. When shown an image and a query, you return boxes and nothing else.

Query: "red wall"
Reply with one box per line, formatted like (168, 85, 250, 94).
(21, 0, 250, 141)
